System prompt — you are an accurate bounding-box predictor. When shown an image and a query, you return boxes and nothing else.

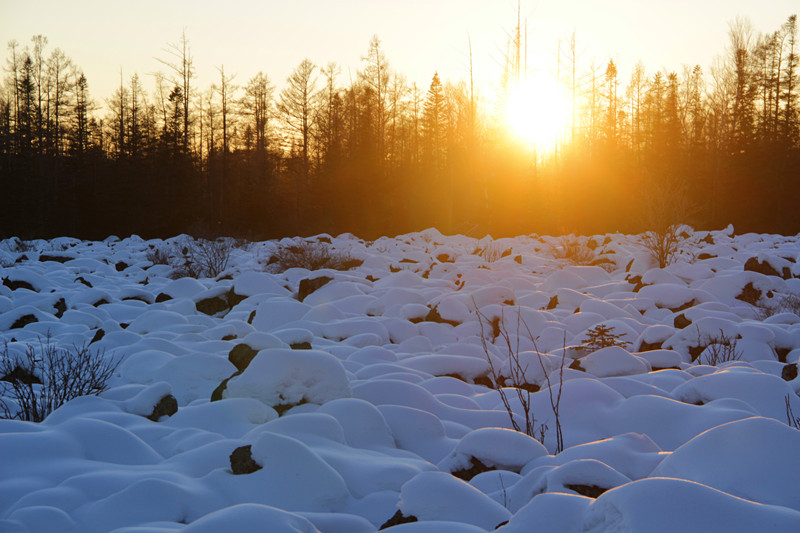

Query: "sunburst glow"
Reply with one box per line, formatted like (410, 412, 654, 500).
(504, 74, 571, 152)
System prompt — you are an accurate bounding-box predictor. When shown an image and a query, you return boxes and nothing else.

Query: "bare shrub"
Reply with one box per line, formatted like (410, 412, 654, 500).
(0, 338, 121, 422)
(786, 394, 800, 430)
(696, 329, 742, 366)
(264, 241, 362, 273)
(756, 293, 800, 320)
(639, 224, 686, 268)
(170, 237, 234, 279)
(477, 240, 510, 262)
(145, 246, 171, 265)
(475, 304, 565, 453)
(549, 236, 595, 266)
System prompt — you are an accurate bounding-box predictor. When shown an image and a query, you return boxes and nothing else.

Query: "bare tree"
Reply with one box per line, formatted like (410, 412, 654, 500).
(156, 30, 194, 153)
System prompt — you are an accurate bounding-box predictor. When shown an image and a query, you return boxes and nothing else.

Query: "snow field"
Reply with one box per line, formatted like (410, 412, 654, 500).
(1, 227, 800, 532)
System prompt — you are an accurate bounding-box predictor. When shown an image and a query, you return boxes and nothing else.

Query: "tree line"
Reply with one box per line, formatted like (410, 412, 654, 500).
(1, 16, 799, 240)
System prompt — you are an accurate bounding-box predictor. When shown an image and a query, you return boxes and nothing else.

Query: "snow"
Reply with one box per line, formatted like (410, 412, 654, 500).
(2, 228, 800, 532)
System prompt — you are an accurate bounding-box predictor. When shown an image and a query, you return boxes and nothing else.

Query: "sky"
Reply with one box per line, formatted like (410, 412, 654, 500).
(1, 0, 797, 108)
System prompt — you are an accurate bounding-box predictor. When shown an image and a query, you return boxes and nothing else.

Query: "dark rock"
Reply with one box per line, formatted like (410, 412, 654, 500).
(700, 234, 715, 245)
(422, 306, 461, 327)
(122, 296, 150, 304)
(297, 276, 333, 302)
(782, 363, 798, 381)
(14, 254, 28, 263)
(1, 365, 41, 385)
(226, 289, 247, 308)
(221, 334, 237, 341)
(247, 310, 256, 324)
(2, 278, 35, 292)
(89, 329, 105, 345)
(317, 236, 332, 244)
(546, 295, 559, 310)
(744, 257, 780, 278)
(514, 255, 522, 264)
(146, 394, 178, 421)
(92, 298, 110, 307)
(775, 347, 791, 363)
(735, 282, 762, 305)
(569, 359, 584, 371)
(689, 345, 705, 362)
(155, 292, 172, 303)
(437, 253, 453, 263)
(38, 254, 73, 263)
(668, 299, 696, 313)
(473, 375, 494, 388)
(674, 313, 692, 329)
(638, 340, 663, 352)
(76, 276, 93, 288)
(54, 298, 67, 318)
(230, 445, 262, 475)
(379, 510, 418, 530)
(11, 314, 37, 329)
(697, 253, 717, 260)
(228, 344, 258, 372)
(196, 296, 229, 316)
(565, 483, 608, 498)
(625, 259, 634, 272)
(452, 457, 495, 481)
(115, 261, 129, 272)
(290, 342, 312, 350)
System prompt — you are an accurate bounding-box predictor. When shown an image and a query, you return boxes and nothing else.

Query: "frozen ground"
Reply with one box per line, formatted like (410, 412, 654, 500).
(1, 226, 800, 532)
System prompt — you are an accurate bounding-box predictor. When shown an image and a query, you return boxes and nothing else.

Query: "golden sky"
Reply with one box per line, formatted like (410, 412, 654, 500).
(1, 0, 796, 103)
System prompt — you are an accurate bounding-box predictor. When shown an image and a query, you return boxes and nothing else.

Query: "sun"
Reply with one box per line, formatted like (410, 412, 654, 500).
(504, 74, 571, 152)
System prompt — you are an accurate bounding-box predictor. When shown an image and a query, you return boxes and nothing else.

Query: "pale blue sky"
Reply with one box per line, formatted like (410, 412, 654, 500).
(1, 0, 796, 107)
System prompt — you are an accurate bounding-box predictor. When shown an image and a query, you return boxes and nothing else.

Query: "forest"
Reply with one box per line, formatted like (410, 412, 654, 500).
(1, 14, 799, 240)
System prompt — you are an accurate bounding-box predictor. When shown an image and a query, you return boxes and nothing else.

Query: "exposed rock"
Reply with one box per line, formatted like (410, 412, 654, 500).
(379, 510, 418, 530)
(735, 282, 762, 305)
(546, 295, 559, 310)
(146, 394, 178, 421)
(297, 276, 333, 302)
(422, 306, 461, 327)
(290, 342, 312, 350)
(565, 483, 608, 498)
(744, 257, 780, 278)
(668, 299, 696, 313)
(76, 276, 92, 288)
(89, 329, 105, 345)
(228, 344, 259, 372)
(473, 375, 494, 389)
(230, 445, 262, 475)
(2, 278, 35, 292)
(115, 261, 129, 272)
(674, 313, 692, 329)
(782, 363, 798, 381)
(38, 254, 74, 263)
(697, 253, 717, 260)
(1, 365, 41, 385)
(452, 457, 495, 481)
(53, 298, 67, 318)
(196, 296, 228, 316)
(638, 340, 663, 352)
(155, 292, 172, 303)
(11, 314, 38, 329)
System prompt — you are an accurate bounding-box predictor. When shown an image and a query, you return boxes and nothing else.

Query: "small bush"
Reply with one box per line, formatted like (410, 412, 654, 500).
(170, 237, 234, 279)
(550, 236, 595, 266)
(477, 240, 510, 263)
(756, 293, 800, 320)
(264, 241, 362, 273)
(0, 338, 121, 422)
(145, 246, 171, 265)
(639, 224, 686, 268)
(696, 329, 742, 366)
